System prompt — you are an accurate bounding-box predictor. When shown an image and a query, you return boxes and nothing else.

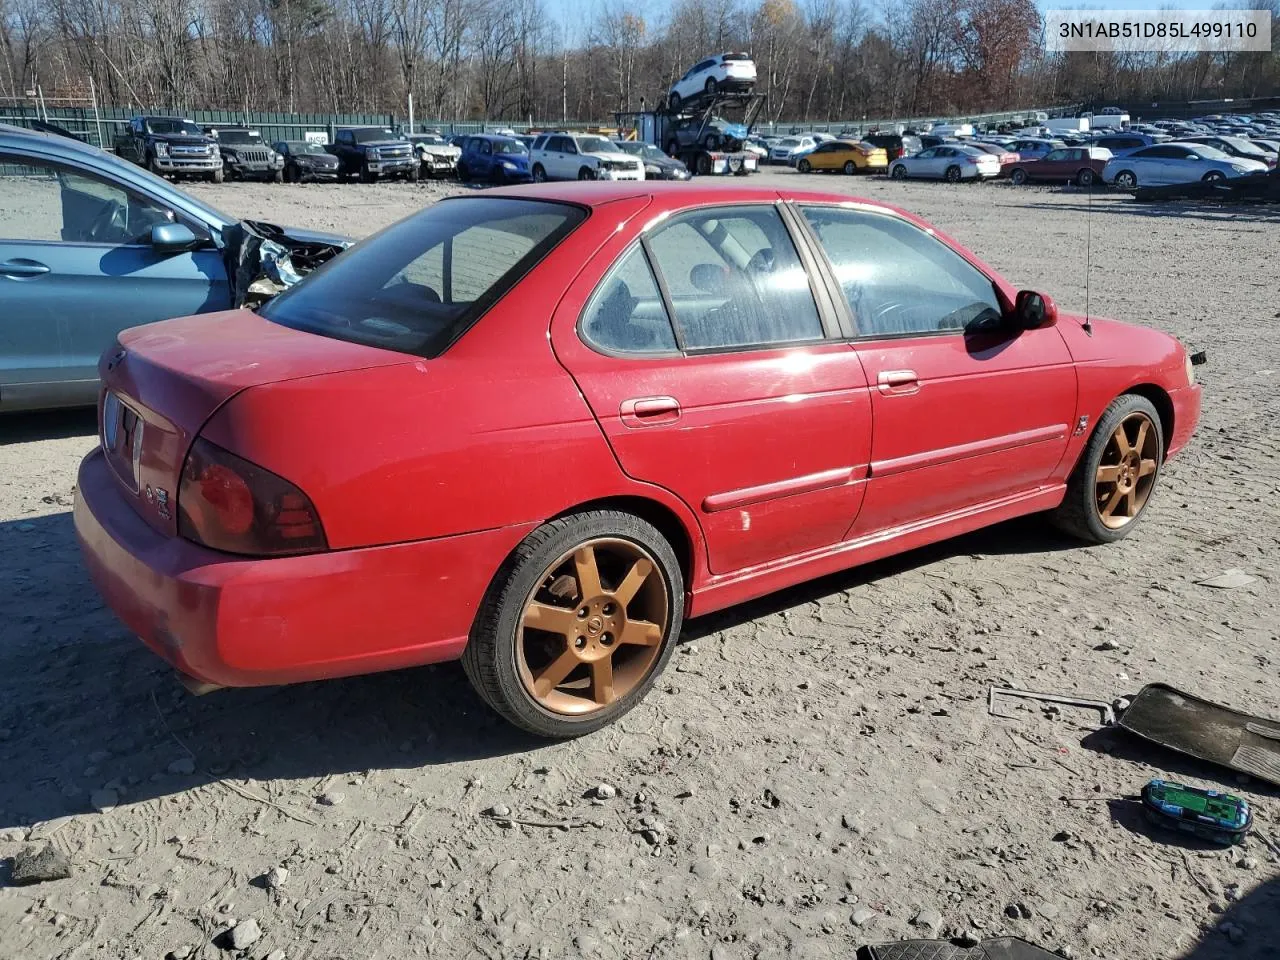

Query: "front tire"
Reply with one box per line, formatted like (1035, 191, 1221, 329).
(578, 166, 595, 181)
(209, 166, 224, 183)
(890, 164, 907, 180)
(1114, 170, 1137, 189)
(532, 163, 547, 182)
(704, 77, 718, 97)
(1202, 170, 1225, 182)
(359, 162, 375, 184)
(272, 168, 284, 183)
(462, 510, 684, 738)
(843, 160, 856, 175)
(1010, 167, 1028, 185)
(1051, 394, 1164, 544)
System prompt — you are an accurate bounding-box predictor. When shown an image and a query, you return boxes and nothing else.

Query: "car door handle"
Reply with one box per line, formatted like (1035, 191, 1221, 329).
(877, 369, 920, 395)
(0, 259, 50, 278)
(620, 396, 681, 427)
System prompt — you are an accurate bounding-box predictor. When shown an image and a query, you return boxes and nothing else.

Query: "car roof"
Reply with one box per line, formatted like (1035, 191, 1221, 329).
(481, 182, 930, 227)
(0, 122, 106, 158)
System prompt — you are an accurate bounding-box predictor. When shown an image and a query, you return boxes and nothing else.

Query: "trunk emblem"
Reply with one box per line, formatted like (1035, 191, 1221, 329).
(145, 486, 171, 520)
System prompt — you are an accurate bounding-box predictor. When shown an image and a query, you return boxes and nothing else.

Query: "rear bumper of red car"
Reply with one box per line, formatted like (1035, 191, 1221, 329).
(1166, 384, 1201, 460)
(74, 448, 532, 688)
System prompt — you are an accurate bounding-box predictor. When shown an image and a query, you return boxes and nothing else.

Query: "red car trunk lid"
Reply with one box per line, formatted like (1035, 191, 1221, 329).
(99, 309, 410, 537)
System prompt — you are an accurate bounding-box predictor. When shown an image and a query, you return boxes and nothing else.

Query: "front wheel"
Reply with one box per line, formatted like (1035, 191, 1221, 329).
(1114, 170, 1137, 189)
(532, 163, 547, 182)
(272, 168, 284, 183)
(284, 163, 299, 183)
(461, 510, 684, 738)
(578, 166, 595, 181)
(407, 165, 420, 182)
(797, 158, 812, 174)
(148, 156, 167, 179)
(359, 162, 375, 184)
(843, 160, 856, 175)
(704, 77, 717, 97)
(1202, 170, 1225, 182)
(890, 164, 907, 180)
(457, 162, 470, 182)
(1050, 394, 1164, 544)
(668, 92, 681, 112)
(1010, 167, 1028, 185)
(209, 166, 224, 184)
(944, 164, 962, 182)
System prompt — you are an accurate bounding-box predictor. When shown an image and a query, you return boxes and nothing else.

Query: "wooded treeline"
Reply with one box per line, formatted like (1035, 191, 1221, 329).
(2, 0, 1278, 122)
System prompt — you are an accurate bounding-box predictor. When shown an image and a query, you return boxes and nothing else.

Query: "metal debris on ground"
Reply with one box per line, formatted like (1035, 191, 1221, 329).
(987, 686, 1118, 725)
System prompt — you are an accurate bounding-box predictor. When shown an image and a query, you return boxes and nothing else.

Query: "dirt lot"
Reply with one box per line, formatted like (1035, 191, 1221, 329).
(1, 171, 1277, 960)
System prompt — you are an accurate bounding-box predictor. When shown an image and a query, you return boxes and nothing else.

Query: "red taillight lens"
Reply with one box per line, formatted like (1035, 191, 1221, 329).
(178, 438, 327, 556)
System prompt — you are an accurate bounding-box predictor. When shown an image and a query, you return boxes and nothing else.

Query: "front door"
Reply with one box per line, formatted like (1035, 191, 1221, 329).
(795, 203, 1076, 534)
(552, 202, 872, 575)
(0, 152, 231, 409)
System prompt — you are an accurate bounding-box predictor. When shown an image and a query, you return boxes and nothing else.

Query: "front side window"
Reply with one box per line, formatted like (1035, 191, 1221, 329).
(646, 206, 823, 351)
(581, 245, 678, 355)
(800, 206, 1002, 338)
(260, 197, 585, 358)
(0, 154, 181, 245)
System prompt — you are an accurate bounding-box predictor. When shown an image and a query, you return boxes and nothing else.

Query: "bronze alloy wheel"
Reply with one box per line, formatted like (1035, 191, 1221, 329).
(1094, 411, 1160, 529)
(516, 537, 669, 716)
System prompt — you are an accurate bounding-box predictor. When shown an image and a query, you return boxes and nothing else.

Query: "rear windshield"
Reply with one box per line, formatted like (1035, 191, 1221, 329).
(351, 128, 396, 143)
(259, 198, 585, 358)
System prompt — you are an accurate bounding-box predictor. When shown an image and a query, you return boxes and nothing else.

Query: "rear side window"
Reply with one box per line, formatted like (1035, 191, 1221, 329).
(260, 198, 584, 358)
(581, 246, 678, 355)
(645, 206, 823, 351)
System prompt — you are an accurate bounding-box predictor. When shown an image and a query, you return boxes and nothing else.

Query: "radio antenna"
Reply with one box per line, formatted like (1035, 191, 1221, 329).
(1083, 152, 1094, 336)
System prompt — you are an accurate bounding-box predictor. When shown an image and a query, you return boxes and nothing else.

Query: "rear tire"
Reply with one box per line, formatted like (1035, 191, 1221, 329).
(668, 92, 681, 112)
(1202, 170, 1225, 182)
(1075, 168, 1095, 186)
(359, 162, 374, 184)
(1114, 170, 1137, 189)
(704, 77, 718, 97)
(461, 510, 684, 738)
(890, 164, 907, 180)
(532, 163, 547, 182)
(696, 153, 712, 176)
(1051, 394, 1164, 545)
(407, 165, 420, 182)
(578, 166, 595, 181)
(284, 163, 299, 183)
(457, 162, 470, 182)
(797, 158, 812, 173)
(272, 168, 284, 184)
(944, 165, 962, 182)
(843, 160, 856, 175)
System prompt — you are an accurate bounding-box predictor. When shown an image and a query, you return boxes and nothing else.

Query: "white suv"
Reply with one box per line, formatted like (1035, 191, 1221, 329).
(530, 133, 645, 182)
(668, 53, 757, 112)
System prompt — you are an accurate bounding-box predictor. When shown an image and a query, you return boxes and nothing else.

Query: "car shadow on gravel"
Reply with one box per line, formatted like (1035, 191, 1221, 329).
(0, 510, 1084, 831)
(0, 408, 97, 444)
(1180, 877, 1280, 959)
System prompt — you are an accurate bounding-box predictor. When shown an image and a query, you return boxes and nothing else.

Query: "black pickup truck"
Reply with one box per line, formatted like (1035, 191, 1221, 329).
(328, 127, 419, 182)
(113, 116, 223, 182)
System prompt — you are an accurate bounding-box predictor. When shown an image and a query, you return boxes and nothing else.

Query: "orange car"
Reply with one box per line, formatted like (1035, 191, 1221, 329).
(796, 139, 888, 174)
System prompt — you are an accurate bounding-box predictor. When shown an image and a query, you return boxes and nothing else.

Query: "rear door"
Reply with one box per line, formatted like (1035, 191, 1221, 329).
(795, 203, 1075, 533)
(0, 151, 230, 409)
(551, 202, 873, 575)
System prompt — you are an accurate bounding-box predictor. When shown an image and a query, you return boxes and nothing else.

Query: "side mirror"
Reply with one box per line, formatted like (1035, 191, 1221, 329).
(1014, 290, 1058, 329)
(151, 223, 200, 255)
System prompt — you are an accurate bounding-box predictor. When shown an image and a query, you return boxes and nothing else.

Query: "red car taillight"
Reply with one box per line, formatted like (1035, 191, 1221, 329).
(178, 438, 328, 556)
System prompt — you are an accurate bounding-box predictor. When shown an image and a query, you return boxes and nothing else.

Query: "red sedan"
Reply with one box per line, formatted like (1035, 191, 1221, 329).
(75, 184, 1201, 738)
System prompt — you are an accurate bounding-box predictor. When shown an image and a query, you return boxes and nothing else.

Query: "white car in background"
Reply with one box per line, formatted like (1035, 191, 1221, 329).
(410, 132, 461, 178)
(529, 132, 645, 182)
(768, 136, 815, 164)
(889, 144, 1001, 181)
(667, 53, 757, 111)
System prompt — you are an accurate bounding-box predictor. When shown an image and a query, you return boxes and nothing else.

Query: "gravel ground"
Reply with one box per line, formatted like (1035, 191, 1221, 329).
(1, 171, 1277, 960)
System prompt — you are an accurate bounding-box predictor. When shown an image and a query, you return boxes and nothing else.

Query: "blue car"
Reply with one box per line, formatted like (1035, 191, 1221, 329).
(457, 134, 532, 184)
(1093, 133, 1164, 157)
(0, 123, 346, 412)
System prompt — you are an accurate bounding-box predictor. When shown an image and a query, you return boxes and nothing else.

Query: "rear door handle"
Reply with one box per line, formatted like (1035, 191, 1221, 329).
(877, 369, 920, 395)
(620, 396, 681, 427)
(0, 259, 50, 278)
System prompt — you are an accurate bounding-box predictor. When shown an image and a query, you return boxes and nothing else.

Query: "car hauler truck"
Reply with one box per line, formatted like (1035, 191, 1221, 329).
(616, 91, 766, 176)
